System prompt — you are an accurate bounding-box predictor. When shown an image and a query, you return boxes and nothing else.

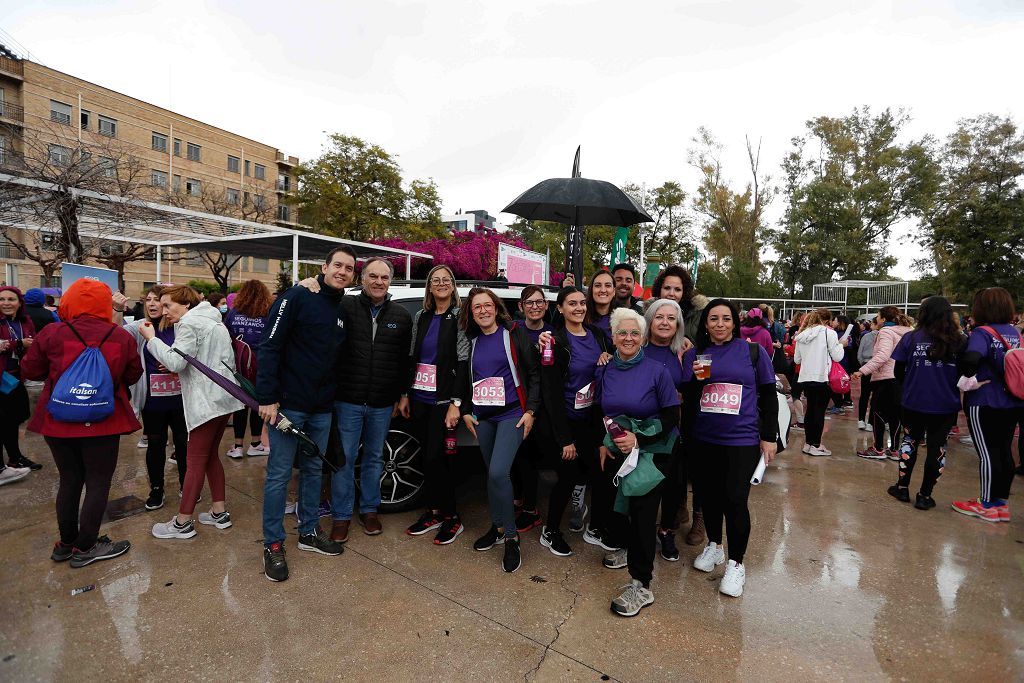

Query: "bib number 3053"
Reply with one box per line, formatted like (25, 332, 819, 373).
(699, 382, 742, 415)
(412, 363, 437, 392)
(472, 377, 506, 406)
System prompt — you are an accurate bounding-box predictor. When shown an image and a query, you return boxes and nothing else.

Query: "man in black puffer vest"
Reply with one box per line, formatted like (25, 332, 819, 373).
(330, 257, 412, 542)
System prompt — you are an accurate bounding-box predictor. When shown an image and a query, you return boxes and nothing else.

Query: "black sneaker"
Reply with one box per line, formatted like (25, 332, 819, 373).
(406, 511, 443, 536)
(145, 488, 165, 511)
(515, 509, 542, 532)
(298, 528, 344, 556)
(502, 537, 522, 573)
(539, 526, 572, 557)
(433, 516, 464, 545)
(51, 541, 74, 562)
(473, 524, 505, 551)
(887, 485, 910, 503)
(69, 537, 131, 568)
(9, 455, 42, 471)
(658, 528, 680, 562)
(914, 493, 936, 510)
(264, 542, 289, 582)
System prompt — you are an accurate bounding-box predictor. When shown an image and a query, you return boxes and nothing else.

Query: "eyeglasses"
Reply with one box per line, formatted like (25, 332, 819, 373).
(430, 277, 453, 286)
(523, 299, 547, 308)
(472, 302, 495, 312)
(614, 330, 643, 339)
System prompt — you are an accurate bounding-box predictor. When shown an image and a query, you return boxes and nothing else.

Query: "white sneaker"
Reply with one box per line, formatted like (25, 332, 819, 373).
(197, 510, 233, 529)
(805, 445, 831, 457)
(0, 466, 31, 486)
(226, 446, 244, 459)
(152, 517, 197, 539)
(693, 542, 725, 572)
(719, 559, 746, 597)
(857, 420, 868, 431)
(247, 444, 270, 457)
(137, 437, 149, 449)
(284, 501, 297, 515)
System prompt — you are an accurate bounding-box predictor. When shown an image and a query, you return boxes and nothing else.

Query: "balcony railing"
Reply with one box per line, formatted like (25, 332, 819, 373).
(276, 178, 291, 192)
(0, 55, 24, 79)
(0, 149, 25, 169)
(0, 101, 24, 124)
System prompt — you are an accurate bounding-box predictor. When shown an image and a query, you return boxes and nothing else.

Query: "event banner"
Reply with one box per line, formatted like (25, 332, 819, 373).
(60, 262, 120, 294)
(497, 243, 548, 285)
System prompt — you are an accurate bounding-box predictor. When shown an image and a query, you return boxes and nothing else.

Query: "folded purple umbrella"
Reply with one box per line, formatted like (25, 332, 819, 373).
(170, 348, 339, 472)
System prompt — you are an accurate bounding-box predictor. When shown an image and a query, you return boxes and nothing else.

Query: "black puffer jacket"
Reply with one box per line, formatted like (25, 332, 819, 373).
(336, 292, 413, 408)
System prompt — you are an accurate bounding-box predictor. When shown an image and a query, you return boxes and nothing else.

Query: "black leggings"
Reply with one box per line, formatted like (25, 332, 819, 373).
(694, 439, 760, 563)
(545, 419, 594, 532)
(658, 439, 686, 529)
(871, 379, 902, 451)
(233, 407, 264, 443)
(626, 476, 667, 587)
(512, 419, 549, 510)
(45, 435, 120, 550)
(143, 407, 188, 490)
(590, 441, 629, 547)
(0, 381, 29, 463)
(801, 382, 830, 447)
(966, 405, 1021, 503)
(858, 374, 875, 422)
(897, 409, 957, 496)
(409, 399, 459, 515)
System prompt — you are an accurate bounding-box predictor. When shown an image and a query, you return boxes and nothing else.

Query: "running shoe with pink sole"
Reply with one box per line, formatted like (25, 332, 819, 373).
(951, 498, 1003, 522)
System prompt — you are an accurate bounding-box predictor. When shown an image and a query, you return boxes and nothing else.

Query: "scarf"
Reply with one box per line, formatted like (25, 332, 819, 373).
(612, 346, 645, 370)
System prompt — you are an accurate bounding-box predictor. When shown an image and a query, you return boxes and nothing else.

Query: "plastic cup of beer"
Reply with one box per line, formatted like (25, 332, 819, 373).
(696, 354, 712, 380)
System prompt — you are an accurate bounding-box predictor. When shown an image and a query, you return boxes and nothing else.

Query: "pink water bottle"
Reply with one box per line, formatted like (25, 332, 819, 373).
(445, 426, 458, 456)
(603, 416, 626, 439)
(541, 337, 554, 366)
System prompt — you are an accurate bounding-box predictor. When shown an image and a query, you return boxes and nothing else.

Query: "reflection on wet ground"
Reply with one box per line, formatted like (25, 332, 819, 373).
(1, 411, 1022, 681)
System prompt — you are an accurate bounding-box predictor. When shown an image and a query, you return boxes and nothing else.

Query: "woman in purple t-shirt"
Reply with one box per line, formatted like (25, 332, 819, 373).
(584, 271, 616, 347)
(952, 287, 1024, 522)
(888, 296, 965, 510)
(459, 288, 540, 574)
(681, 299, 778, 599)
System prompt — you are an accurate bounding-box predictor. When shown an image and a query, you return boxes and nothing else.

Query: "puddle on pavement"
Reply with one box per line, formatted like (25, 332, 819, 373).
(103, 495, 146, 522)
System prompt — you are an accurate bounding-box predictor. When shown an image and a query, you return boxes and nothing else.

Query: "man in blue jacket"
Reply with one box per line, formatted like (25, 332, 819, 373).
(256, 246, 356, 582)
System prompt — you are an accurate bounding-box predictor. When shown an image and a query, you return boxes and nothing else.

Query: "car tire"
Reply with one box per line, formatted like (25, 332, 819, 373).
(353, 425, 426, 513)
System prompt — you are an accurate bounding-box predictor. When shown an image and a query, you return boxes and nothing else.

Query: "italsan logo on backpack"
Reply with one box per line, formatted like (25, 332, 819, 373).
(48, 323, 117, 423)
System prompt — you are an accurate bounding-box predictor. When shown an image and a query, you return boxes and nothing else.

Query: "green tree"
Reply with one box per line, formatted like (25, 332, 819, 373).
(620, 181, 694, 266)
(511, 219, 617, 282)
(292, 134, 445, 242)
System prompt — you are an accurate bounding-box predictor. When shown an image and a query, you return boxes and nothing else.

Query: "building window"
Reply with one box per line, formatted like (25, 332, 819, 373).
(151, 169, 168, 188)
(173, 138, 182, 157)
(50, 100, 72, 125)
(253, 194, 266, 210)
(252, 257, 269, 273)
(227, 155, 240, 173)
(277, 204, 290, 221)
(277, 174, 291, 191)
(244, 160, 251, 177)
(254, 164, 266, 180)
(152, 132, 168, 152)
(48, 144, 71, 166)
(186, 143, 201, 161)
(98, 115, 117, 137)
(80, 110, 90, 130)
(226, 188, 240, 205)
(172, 174, 181, 191)
(186, 178, 201, 196)
(99, 156, 116, 178)
(0, 136, 7, 165)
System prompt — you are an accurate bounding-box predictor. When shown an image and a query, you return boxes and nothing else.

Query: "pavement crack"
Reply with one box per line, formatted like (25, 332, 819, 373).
(524, 567, 582, 682)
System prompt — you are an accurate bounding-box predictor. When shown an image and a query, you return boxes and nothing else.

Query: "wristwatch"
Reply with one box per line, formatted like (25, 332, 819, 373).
(452, 398, 462, 408)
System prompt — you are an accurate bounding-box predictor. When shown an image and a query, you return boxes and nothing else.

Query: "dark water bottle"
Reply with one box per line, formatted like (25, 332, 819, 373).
(445, 426, 458, 456)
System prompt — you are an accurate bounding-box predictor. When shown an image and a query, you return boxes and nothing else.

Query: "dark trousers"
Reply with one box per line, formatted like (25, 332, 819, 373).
(232, 407, 264, 443)
(658, 439, 686, 529)
(0, 381, 29, 463)
(545, 419, 594, 532)
(45, 435, 120, 550)
(409, 399, 458, 515)
(966, 405, 1021, 503)
(142, 407, 188, 490)
(897, 408, 956, 496)
(512, 417, 550, 510)
(858, 373, 875, 422)
(694, 439, 760, 563)
(626, 477, 667, 587)
(871, 379, 902, 451)
(801, 381, 830, 447)
(590, 443, 629, 546)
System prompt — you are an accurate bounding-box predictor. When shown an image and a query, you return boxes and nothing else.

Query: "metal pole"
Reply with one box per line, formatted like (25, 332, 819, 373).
(156, 245, 161, 282)
(405, 254, 411, 280)
(292, 234, 299, 284)
(639, 229, 645, 272)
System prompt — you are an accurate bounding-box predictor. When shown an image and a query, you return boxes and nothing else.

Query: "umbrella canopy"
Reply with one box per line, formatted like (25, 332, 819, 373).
(502, 177, 654, 227)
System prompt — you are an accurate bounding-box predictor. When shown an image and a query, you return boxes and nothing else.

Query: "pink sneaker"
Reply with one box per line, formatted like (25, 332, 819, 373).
(951, 498, 1002, 522)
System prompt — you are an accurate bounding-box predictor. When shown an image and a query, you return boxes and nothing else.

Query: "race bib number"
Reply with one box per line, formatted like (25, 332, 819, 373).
(472, 377, 506, 406)
(700, 382, 742, 415)
(412, 363, 437, 392)
(149, 373, 182, 397)
(574, 382, 594, 410)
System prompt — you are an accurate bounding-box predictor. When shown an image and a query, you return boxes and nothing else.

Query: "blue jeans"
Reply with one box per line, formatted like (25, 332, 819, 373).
(475, 417, 525, 539)
(332, 402, 393, 519)
(262, 409, 333, 546)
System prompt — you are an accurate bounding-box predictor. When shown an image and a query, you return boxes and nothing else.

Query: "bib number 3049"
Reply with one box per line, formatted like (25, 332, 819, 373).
(472, 377, 506, 406)
(699, 382, 742, 415)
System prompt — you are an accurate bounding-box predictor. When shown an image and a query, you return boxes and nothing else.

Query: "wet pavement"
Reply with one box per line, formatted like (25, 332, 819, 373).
(1, 409, 1022, 682)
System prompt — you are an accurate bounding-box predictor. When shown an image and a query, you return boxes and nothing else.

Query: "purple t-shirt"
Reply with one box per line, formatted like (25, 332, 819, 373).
(891, 331, 960, 414)
(471, 328, 523, 422)
(644, 343, 684, 391)
(964, 324, 1024, 409)
(411, 313, 442, 405)
(523, 321, 553, 346)
(597, 356, 679, 421)
(681, 339, 775, 447)
(224, 310, 266, 348)
(564, 329, 602, 420)
(592, 313, 612, 347)
(144, 325, 183, 412)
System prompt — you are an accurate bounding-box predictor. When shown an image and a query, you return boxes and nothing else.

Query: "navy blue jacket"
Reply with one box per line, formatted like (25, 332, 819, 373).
(256, 275, 346, 413)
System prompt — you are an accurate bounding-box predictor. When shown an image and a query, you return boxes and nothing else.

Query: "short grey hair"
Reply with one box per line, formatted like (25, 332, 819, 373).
(643, 298, 686, 353)
(361, 257, 394, 281)
(610, 307, 646, 340)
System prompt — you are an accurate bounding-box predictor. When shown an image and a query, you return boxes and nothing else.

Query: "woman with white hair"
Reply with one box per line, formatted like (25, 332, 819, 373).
(642, 299, 687, 562)
(595, 307, 679, 617)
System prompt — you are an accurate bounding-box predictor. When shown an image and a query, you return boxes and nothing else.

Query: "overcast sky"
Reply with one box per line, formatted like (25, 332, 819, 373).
(5, 0, 1024, 278)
